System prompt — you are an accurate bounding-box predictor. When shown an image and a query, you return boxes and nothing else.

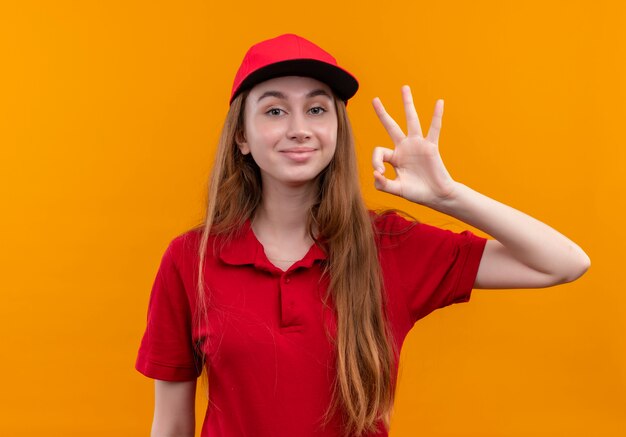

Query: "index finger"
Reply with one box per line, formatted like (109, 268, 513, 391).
(372, 97, 406, 145)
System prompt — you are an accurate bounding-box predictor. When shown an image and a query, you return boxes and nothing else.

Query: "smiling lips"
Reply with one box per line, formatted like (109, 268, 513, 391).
(280, 147, 317, 163)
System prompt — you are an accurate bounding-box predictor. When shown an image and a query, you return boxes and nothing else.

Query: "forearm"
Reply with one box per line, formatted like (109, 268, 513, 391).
(430, 182, 590, 280)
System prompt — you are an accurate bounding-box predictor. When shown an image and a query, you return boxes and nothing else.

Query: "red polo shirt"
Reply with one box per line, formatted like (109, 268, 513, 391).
(136, 212, 487, 436)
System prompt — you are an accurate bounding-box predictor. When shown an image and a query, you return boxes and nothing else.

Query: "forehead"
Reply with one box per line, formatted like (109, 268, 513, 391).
(247, 76, 335, 101)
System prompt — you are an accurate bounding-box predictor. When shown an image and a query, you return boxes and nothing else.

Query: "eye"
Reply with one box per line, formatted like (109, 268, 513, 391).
(308, 106, 326, 115)
(265, 108, 285, 116)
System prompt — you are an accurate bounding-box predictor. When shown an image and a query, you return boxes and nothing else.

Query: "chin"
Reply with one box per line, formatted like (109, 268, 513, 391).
(261, 166, 329, 189)
(277, 173, 322, 188)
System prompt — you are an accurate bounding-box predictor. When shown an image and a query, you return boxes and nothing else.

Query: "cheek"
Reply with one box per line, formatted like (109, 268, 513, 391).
(247, 123, 284, 148)
(321, 124, 338, 151)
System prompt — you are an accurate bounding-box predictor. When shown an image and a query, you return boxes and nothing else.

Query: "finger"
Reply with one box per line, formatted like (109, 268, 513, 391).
(371, 146, 395, 173)
(373, 170, 402, 197)
(372, 97, 406, 144)
(402, 85, 423, 138)
(425, 99, 444, 145)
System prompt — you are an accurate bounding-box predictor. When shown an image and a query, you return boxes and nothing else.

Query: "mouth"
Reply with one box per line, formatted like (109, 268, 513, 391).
(280, 147, 317, 162)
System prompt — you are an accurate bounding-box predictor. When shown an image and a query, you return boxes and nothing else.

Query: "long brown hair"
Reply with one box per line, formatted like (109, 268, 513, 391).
(195, 90, 397, 436)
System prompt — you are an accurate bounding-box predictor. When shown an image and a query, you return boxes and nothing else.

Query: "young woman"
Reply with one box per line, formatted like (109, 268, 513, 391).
(136, 33, 590, 437)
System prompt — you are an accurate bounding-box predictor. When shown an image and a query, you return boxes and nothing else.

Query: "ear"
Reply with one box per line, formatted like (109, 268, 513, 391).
(235, 130, 250, 155)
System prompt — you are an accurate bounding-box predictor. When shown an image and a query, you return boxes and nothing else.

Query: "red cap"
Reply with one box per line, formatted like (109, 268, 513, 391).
(230, 34, 359, 104)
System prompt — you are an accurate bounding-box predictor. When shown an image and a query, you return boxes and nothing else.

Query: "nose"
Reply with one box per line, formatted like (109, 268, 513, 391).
(286, 113, 312, 143)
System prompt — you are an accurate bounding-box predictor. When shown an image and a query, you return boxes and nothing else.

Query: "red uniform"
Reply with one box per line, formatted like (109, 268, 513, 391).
(136, 212, 487, 436)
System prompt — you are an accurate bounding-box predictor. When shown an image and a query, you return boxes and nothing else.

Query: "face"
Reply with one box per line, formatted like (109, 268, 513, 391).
(238, 76, 338, 189)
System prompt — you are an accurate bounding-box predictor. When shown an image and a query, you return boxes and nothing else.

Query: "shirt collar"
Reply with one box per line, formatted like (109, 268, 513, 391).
(217, 220, 327, 272)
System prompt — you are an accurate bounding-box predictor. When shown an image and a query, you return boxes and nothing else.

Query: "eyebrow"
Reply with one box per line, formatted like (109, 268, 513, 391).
(256, 89, 333, 103)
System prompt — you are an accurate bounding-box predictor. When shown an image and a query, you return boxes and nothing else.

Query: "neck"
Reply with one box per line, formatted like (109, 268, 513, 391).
(253, 181, 317, 239)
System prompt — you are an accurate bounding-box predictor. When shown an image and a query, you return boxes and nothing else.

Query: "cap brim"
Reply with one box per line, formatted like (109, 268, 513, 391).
(231, 59, 359, 104)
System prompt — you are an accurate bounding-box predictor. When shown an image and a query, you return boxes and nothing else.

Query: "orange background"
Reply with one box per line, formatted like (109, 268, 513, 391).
(1, 1, 624, 436)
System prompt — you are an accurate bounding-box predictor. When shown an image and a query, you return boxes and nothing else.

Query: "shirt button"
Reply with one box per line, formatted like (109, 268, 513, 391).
(285, 278, 291, 284)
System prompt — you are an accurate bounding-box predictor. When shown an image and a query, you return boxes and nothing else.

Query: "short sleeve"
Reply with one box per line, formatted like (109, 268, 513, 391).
(135, 240, 201, 381)
(377, 213, 488, 324)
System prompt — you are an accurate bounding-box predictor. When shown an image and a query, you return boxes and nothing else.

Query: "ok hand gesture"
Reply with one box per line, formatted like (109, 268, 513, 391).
(372, 85, 458, 208)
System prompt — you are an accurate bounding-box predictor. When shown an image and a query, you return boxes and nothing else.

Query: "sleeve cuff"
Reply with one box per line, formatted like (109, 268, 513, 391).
(450, 234, 488, 305)
(135, 355, 200, 382)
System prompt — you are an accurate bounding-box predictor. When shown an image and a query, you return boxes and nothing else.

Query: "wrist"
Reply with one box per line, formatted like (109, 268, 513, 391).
(426, 181, 468, 214)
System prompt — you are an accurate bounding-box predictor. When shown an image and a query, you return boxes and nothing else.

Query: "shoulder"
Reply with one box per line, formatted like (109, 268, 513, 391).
(160, 227, 204, 271)
(370, 209, 437, 244)
(168, 227, 203, 253)
(370, 209, 416, 234)
(370, 209, 484, 251)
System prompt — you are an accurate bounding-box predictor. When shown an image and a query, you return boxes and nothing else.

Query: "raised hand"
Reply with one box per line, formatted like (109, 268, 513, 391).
(372, 85, 458, 207)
